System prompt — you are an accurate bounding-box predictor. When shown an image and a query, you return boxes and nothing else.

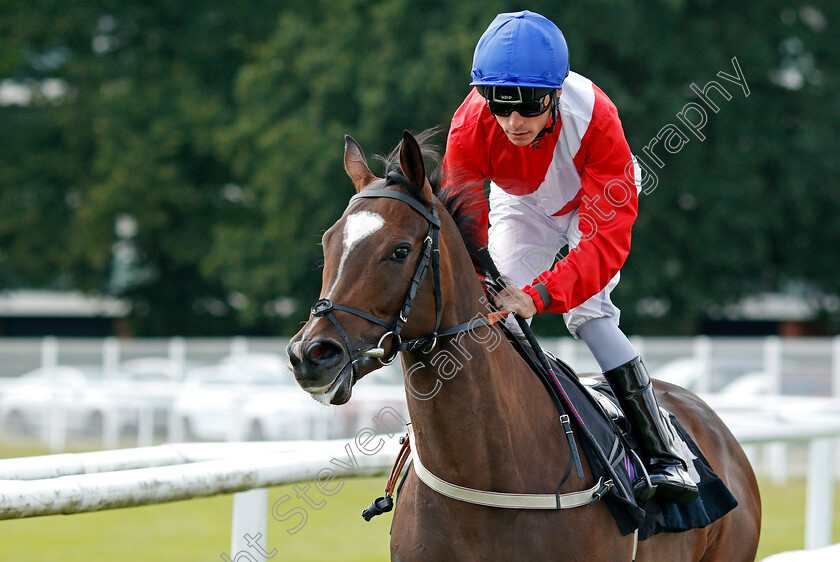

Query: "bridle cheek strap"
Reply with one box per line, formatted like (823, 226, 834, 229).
(309, 185, 443, 375)
(350, 189, 443, 351)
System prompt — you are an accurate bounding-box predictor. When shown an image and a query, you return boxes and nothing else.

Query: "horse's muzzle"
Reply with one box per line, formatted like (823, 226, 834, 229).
(287, 337, 355, 404)
(290, 338, 343, 367)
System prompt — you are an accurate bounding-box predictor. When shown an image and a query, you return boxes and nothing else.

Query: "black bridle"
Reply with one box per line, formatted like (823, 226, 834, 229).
(309, 172, 501, 382)
(309, 173, 444, 380)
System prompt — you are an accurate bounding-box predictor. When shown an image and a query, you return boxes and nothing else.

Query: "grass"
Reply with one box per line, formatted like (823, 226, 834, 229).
(1, 443, 838, 561)
(756, 479, 840, 559)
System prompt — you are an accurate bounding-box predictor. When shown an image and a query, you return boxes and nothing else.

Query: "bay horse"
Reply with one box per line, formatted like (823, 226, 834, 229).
(287, 131, 761, 561)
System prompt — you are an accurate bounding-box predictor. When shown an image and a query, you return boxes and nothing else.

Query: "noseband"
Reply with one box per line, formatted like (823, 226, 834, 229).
(309, 173, 443, 379)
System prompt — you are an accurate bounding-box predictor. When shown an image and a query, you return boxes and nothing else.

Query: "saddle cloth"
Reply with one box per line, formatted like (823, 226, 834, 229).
(506, 330, 739, 539)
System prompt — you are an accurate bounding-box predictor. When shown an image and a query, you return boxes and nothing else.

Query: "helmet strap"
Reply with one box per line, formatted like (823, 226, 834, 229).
(532, 92, 559, 144)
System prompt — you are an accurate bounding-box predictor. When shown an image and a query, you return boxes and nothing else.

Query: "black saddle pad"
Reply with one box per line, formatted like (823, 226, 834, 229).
(505, 329, 738, 539)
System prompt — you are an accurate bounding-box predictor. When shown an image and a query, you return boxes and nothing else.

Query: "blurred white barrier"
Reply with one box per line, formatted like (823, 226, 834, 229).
(0, 437, 402, 557)
(707, 394, 840, 550)
(2, 335, 839, 452)
(1, 399, 839, 554)
(2, 335, 840, 555)
(0, 439, 402, 516)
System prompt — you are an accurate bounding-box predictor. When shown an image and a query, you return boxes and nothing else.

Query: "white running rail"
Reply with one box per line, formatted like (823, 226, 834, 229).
(1, 398, 839, 554)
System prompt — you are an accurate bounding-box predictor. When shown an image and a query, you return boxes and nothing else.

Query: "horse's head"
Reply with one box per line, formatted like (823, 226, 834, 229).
(287, 131, 445, 405)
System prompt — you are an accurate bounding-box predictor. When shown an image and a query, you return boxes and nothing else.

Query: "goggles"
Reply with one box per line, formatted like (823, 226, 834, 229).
(478, 85, 554, 118)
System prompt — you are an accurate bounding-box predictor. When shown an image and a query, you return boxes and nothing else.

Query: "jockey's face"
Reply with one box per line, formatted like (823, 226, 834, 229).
(493, 89, 561, 147)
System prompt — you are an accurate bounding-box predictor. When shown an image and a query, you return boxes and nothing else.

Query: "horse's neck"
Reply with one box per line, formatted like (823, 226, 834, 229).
(402, 317, 567, 489)
(400, 209, 570, 488)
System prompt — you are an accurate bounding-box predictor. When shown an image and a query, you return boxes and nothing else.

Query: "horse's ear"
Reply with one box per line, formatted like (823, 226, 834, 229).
(399, 130, 434, 202)
(344, 135, 377, 193)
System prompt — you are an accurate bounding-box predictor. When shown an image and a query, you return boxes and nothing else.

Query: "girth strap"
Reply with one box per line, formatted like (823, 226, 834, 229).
(407, 424, 611, 510)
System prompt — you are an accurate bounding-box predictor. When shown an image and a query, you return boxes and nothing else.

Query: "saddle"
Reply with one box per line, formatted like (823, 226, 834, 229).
(362, 327, 738, 539)
(505, 328, 739, 539)
(580, 376, 628, 430)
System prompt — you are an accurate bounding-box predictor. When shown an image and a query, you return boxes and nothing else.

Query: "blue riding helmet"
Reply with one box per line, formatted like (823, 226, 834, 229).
(470, 10, 570, 90)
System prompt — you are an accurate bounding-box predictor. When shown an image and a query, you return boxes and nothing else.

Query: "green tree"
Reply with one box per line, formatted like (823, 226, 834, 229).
(1, 1, 284, 335)
(1, 1, 838, 336)
(208, 0, 505, 333)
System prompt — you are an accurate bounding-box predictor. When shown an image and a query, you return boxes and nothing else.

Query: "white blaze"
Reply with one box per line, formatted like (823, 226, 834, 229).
(302, 210, 384, 342)
(325, 210, 384, 299)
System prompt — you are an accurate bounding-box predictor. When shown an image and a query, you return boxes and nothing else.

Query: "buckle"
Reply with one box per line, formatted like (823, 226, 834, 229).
(589, 479, 615, 505)
(311, 299, 334, 316)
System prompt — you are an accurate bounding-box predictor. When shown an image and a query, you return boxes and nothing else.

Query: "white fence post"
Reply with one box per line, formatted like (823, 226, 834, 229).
(805, 437, 834, 549)
(231, 336, 249, 356)
(832, 335, 840, 398)
(102, 406, 120, 450)
(103, 337, 120, 378)
(168, 336, 186, 369)
(167, 336, 186, 443)
(229, 488, 269, 560)
(693, 336, 711, 394)
(764, 336, 782, 394)
(137, 405, 154, 448)
(40, 336, 58, 369)
(629, 335, 645, 361)
(41, 339, 63, 452)
(46, 399, 66, 453)
(763, 337, 787, 484)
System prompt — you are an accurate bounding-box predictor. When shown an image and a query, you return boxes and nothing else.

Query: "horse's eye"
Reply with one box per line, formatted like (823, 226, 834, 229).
(391, 245, 411, 262)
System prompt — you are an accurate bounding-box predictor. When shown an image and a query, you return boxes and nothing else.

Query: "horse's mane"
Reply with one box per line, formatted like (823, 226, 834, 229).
(375, 128, 487, 277)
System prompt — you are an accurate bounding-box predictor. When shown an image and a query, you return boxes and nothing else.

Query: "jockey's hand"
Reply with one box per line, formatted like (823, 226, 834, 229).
(490, 285, 537, 319)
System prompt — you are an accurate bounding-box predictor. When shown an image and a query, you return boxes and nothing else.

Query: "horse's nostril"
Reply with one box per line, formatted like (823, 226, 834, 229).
(286, 341, 302, 368)
(304, 339, 344, 367)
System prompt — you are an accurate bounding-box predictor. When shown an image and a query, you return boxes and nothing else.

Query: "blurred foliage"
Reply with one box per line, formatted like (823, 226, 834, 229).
(0, 1, 837, 336)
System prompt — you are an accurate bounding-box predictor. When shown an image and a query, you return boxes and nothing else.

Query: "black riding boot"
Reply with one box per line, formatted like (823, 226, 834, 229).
(605, 356, 700, 504)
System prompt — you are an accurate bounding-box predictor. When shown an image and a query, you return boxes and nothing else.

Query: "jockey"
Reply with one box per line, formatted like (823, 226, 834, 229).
(442, 10, 699, 504)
